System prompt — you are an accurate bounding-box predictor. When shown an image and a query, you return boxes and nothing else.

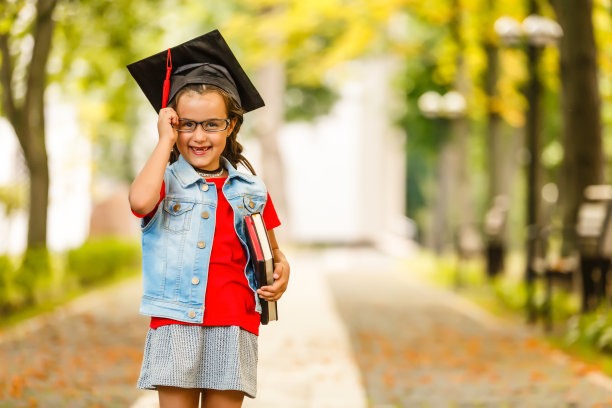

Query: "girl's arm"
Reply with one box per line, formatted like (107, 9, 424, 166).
(257, 229, 290, 302)
(129, 108, 178, 215)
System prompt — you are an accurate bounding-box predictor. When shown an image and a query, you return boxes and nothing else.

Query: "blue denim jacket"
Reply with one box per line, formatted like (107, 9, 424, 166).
(139, 155, 268, 323)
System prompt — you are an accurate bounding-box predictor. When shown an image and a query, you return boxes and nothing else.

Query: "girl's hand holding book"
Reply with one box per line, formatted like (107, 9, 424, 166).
(257, 250, 289, 302)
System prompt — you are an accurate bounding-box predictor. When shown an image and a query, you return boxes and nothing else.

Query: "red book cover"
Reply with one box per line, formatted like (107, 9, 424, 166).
(244, 214, 278, 324)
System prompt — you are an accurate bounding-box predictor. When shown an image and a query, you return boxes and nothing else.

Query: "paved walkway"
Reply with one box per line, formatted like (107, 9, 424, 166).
(3, 247, 612, 407)
(0, 276, 150, 407)
(322, 247, 612, 407)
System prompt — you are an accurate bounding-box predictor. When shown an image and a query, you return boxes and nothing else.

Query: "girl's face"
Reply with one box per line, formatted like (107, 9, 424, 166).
(175, 91, 235, 171)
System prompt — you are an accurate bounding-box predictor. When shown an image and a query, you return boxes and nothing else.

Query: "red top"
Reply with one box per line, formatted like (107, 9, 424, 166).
(133, 177, 281, 335)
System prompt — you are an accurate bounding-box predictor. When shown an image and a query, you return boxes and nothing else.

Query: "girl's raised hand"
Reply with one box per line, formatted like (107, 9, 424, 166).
(157, 107, 179, 145)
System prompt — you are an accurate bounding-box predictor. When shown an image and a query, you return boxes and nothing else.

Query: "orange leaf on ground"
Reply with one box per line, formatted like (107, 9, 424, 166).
(9, 376, 25, 398)
(524, 338, 541, 349)
(488, 373, 501, 383)
(572, 362, 598, 377)
(530, 370, 547, 382)
(420, 374, 433, 384)
(382, 372, 395, 388)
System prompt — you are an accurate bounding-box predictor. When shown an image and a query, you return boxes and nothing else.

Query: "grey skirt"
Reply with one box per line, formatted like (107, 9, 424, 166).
(137, 325, 258, 398)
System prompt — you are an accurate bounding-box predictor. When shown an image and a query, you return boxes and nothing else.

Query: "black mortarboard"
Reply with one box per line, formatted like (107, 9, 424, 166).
(127, 29, 264, 113)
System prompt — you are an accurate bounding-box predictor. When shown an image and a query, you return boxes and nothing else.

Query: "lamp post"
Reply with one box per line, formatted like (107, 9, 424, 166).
(494, 13, 562, 321)
(418, 91, 467, 120)
(418, 91, 467, 257)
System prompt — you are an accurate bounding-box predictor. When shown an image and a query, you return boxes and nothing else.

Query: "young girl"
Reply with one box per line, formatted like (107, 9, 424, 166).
(127, 31, 290, 408)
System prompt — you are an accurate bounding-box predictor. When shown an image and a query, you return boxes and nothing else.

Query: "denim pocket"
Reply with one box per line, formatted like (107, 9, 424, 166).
(163, 200, 195, 233)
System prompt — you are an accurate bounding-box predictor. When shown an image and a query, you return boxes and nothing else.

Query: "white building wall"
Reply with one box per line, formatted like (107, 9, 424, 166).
(275, 57, 407, 244)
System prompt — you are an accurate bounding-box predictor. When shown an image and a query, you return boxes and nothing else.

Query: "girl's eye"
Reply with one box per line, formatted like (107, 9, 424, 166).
(205, 120, 226, 130)
(179, 121, 196, 130)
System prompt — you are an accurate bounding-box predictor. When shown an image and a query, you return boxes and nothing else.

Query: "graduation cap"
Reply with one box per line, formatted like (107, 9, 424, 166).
(127, 29, 264, 113)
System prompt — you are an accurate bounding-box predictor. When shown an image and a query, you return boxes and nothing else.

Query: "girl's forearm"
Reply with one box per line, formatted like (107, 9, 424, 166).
(272, 247, 287, 263)
(129, 140, 174, 215)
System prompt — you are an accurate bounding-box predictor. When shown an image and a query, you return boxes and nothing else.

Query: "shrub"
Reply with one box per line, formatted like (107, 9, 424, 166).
(566, 311, 612, 354)
(13, 247, 52, 307)
(66, 238, 140, 287)
(0, 255, 14, 312)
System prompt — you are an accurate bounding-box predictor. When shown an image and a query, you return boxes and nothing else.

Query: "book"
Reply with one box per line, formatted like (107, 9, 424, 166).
(244, 213, 278, 324)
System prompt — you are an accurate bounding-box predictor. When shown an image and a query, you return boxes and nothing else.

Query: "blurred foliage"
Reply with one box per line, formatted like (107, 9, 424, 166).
(3, 0, 612, 253)
(13, 248, 51, 307)
(36, 0, 612, 209)
(66, 238, 140, 287)
(393, 0, 569, 242)
(565, 310, 612, 355)
(1, 247, 52, 311)
(0, 184, 26, 216)
(0, 238, 140, 323)
(284, 85, 338, 122)
(0, 255, 13, 314)
(51, 0, 169, 182)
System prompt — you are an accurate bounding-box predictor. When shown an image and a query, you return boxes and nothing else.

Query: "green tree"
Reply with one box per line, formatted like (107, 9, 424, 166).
(0, 0, 58, 279)
(550, 0, 605, 253)
(54, 0, 171, 182)
(0, 0, 56, 249)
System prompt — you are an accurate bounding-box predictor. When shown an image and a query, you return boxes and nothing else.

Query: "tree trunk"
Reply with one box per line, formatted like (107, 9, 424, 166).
(449, 0, 476, 253)
(524, 0, 545, 322)
(430, 131, 453, 254)
(525, 42, 543, 256)
(0, 0, 57, 302)
(551, 0, 603, 253)
(483, 19, 504, 205)
(0, 0, 57, 252)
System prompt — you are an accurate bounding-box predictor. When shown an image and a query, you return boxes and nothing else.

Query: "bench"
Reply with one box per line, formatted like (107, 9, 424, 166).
(575, 185, 612, 312)
(531, 185, 612, 330)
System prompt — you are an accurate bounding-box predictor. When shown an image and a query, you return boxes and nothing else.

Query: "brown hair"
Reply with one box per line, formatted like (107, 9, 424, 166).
(168, 84, 256, 175)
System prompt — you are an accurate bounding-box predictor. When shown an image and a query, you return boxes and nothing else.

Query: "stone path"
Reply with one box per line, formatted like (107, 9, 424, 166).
(3, 247, 612, 408)
(323, 247, 612, 407)
(0, 276, 149, 408)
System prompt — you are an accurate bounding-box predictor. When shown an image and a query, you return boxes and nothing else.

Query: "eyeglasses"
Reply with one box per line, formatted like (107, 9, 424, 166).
(173, 118, 230, 133)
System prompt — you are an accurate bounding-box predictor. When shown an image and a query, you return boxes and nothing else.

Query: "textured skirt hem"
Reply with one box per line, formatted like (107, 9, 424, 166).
(136, 325, 257, 399)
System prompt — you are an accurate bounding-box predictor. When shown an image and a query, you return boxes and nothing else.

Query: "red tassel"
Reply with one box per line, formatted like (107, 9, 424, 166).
(161, 48, 172, 109)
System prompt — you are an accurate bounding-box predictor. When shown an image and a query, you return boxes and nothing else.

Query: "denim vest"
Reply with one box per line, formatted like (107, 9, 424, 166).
(139, 155, 268, 323)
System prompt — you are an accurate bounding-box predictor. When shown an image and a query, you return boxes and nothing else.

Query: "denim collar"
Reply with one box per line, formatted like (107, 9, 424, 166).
(172, 155, 254, 187)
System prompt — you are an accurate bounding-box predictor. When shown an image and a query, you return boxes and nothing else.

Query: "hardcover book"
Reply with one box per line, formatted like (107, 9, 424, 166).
(244, 213, 278, 324)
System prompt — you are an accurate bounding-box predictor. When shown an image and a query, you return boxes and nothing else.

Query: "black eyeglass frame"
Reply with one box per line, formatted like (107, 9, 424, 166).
(172, 118, 231, 133)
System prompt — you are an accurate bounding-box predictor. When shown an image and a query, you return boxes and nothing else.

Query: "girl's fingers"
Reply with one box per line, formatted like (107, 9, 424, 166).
(257, 282, 287, 301)
(273, 263, 283, 280)
(258, 260, 289, 300)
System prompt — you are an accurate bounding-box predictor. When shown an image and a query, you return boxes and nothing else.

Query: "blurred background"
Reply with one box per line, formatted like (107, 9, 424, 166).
(3, 0, 612, 406)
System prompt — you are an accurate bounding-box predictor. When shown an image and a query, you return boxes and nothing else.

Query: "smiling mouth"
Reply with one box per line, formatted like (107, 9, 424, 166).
(190, 146, 211, 155)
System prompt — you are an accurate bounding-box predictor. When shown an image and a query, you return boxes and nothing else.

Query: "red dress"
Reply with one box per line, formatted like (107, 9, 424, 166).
(134, 177, 280, 335)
